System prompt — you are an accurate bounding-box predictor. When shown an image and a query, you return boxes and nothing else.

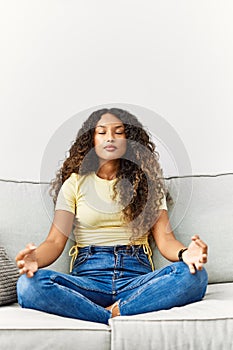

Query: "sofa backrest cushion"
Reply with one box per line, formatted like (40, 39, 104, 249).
(0, 180, 73, 274)
(152, 174, 233, 284)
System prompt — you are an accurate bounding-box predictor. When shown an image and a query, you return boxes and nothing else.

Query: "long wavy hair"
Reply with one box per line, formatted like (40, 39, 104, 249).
(50, 108, 169, 241)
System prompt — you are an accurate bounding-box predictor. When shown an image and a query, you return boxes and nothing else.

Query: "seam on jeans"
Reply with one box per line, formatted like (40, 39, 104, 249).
(53, 282, 111, 321)
(113, 250, 118, 281)
(50, 274, 112, 295)
(119, 254, 123, 279)
(119, 264, 175, 293)
(112, 251, 118, 295)
(120, 274, 171, 306)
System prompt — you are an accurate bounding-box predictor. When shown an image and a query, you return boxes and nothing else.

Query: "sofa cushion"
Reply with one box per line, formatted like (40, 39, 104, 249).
(0, 180, 73, 274)
(0, 304, 110, 350)
(110, 282, 233, 350)
(0, 246, 19, 305)
(152, 174, 233, 283)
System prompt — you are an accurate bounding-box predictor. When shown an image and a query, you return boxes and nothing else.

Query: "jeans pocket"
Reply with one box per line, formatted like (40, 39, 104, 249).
(135, 252, 152, 269)
(73, 252, 89, 269)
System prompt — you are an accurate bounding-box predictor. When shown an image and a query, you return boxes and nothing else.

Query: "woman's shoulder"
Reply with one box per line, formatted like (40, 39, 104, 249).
(61, 172, 81, 188)
(69, 172, 80, 180)
(60, 172, 85, 194)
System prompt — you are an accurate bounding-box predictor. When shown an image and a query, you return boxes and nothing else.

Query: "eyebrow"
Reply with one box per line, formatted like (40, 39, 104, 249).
(96, 124, 124, 128)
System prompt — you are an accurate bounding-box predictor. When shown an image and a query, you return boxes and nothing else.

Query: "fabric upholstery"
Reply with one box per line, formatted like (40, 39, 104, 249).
(152, 174, 233, 283)
(0, 246, 19, 305)
(0, 304, 110, 350)
(110, 283, 233, 350)
(0, 180, 72, 274)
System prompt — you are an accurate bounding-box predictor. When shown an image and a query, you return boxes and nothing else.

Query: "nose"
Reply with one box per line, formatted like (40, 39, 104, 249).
(106, 129, 114, 142)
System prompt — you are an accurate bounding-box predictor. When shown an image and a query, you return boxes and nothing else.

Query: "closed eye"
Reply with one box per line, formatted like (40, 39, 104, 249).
(95, 125, 125, 135)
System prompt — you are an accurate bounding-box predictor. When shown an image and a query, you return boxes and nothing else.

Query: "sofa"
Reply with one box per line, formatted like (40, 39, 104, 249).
(0, 173, 233, 350)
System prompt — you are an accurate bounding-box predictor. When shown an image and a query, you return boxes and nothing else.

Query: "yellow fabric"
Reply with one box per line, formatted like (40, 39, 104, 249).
(55, 172, 167, 271)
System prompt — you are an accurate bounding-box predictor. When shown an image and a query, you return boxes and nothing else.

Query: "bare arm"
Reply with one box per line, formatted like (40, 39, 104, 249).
(16, 210, 74, 277)
(152, 210, 208, 274)
(152, 210, 185, 261)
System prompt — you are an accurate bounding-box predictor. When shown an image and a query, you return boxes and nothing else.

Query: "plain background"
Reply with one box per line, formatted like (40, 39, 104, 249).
(1, 0, 233, 181)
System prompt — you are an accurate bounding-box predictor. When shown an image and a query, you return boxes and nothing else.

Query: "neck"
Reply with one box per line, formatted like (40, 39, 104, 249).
(96, 160, 120, 180)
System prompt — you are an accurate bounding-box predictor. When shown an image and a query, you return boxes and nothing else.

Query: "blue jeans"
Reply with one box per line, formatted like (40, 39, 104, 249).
(17, 245, 208, 325)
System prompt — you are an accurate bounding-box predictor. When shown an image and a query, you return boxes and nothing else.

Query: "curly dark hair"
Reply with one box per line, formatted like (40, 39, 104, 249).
(50, 107, 169, 241)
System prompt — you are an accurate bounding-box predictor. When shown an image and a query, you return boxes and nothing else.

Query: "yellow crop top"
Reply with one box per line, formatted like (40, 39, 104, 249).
(55, 172, 167, 271)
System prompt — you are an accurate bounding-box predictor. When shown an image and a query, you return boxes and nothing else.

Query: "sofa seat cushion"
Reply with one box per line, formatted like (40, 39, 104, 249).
(110, 283, 233, 350)
(0, 304, 111, 350)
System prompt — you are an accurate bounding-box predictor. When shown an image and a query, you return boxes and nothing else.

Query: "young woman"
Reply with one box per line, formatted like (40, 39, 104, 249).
(16, 108, 208, 324)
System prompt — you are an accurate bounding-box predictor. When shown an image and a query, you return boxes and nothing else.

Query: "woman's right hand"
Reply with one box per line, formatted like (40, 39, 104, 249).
(15, 243, 38, 278)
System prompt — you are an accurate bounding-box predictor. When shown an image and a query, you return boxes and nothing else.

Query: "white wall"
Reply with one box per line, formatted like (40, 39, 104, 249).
(1, 0, 233, 181)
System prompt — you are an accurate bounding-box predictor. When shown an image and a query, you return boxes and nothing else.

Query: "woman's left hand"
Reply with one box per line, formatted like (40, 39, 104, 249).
(182, 235, 208, 274)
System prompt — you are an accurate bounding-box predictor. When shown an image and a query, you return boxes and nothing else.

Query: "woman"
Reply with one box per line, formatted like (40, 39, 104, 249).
(16, 108, 208, 325)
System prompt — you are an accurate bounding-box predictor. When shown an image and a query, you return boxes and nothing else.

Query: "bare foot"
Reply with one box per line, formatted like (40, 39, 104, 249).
(105, 302, 120, 317)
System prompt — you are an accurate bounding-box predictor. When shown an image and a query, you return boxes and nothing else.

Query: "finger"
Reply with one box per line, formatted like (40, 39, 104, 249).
(200, 253, 208, 264)
(26, 243, 37, 250)
(193, 238, 208, 254)
(188, 264, 196, 274)
(26, 270, 34, 278)
(15, 246, 36, 262)
(191, 234, 200, 241)
(19, 266, 28, 275)
(19, 267, 34, 277)
(192, 235, 208, 251)
(16, 260, 25, 269)
(195, 262, 203, 271)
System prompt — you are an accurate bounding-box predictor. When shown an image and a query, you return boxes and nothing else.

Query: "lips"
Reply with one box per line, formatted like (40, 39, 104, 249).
(104, 145, 117, 151)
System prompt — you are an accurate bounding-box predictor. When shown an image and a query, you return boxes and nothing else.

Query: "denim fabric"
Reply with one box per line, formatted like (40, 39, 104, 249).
(17, 245, 208, 325)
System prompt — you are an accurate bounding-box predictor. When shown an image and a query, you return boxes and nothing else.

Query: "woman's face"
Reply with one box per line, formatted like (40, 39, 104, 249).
(94, 113, 127, 163)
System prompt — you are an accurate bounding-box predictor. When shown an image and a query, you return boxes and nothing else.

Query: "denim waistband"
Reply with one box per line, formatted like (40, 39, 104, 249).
(69, 244, 154, 273)
(78, 245, 144, 255)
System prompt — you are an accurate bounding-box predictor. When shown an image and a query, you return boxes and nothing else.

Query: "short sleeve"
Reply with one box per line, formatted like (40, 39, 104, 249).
(55, 174, 77, 214)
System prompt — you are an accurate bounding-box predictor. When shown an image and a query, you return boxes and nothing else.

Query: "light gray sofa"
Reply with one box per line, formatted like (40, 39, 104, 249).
(0, 174, 233, 350)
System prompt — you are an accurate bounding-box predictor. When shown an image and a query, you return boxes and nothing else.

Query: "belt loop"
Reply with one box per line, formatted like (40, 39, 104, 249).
(131, 244, 140, 256)
(88, 245, 94, 255)
(131, 245, 135, 255)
